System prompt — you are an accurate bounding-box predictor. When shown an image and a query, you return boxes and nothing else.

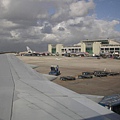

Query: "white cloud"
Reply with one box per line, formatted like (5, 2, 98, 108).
(2, 0, 10, 8)
(10, 30, 20, 39)
(0, 0, 120, 51)
(69, 0, 95, 17)
(0, 19, 18, 28)
(49, 15, 120, 44)
(42, 34, 59, 42)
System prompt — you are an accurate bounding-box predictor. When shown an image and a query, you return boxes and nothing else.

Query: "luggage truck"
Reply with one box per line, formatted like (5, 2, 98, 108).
(78, 72, 93, 79)
(49, 65, 61, 76)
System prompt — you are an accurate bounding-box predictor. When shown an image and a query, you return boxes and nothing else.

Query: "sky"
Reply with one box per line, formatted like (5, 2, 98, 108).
(0, 0, 120, 52)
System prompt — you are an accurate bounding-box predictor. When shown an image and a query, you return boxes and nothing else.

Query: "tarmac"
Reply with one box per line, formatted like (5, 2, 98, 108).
(18, 56, 120, 96)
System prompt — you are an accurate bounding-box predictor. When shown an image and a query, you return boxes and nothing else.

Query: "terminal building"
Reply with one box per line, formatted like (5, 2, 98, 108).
(48, 39, 120, 55)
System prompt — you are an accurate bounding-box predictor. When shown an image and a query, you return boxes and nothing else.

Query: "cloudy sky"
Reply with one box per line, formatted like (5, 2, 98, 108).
(0, 0, 120, 52)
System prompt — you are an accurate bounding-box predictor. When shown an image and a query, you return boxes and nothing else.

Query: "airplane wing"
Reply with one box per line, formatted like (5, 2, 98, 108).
(0, 54, 120, 120)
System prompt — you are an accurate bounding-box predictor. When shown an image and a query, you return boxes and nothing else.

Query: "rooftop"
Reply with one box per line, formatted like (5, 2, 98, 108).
(82, 39, 110, 42)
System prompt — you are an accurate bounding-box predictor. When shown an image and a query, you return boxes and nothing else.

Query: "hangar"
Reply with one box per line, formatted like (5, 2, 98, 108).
(48, 39, 120, 55)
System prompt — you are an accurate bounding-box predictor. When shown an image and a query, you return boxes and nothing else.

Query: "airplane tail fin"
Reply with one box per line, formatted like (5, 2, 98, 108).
(26, 46, 33, 53)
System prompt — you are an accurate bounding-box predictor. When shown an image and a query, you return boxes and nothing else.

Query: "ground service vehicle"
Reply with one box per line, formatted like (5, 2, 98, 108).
(49, 65, 60, 76)
(60, 76, 76, 81)
(94, 71, 108, 77)
(78, 72, 93, 79)
(78, 74, 93, 79)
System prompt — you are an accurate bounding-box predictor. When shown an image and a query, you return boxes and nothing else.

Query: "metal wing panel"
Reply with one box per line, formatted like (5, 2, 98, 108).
(12, 79, 82, 120)
(0, 54, 120, 120)
(74, 98, 120, 120)
(7, 55, 83, 120)
(52, 97, 111, 120)
(7, 54, 48, 81)
(0, 55, 14, 120)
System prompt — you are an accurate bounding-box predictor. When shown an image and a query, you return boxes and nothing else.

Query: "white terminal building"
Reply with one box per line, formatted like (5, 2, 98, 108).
(48, 39, 120, 55)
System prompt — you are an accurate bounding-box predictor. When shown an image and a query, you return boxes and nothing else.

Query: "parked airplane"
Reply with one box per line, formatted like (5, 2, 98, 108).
(26, 46, 33, 53)
(0, 54, 120, 120)
(19, 46, 50, 56)
(26, 46, 50, 56)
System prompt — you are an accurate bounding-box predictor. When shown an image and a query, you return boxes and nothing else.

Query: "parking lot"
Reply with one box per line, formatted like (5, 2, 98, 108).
(18, 56, 120, 96)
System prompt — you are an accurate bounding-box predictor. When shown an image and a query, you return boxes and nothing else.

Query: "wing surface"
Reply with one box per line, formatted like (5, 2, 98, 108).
(0, 54, 120, 120)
